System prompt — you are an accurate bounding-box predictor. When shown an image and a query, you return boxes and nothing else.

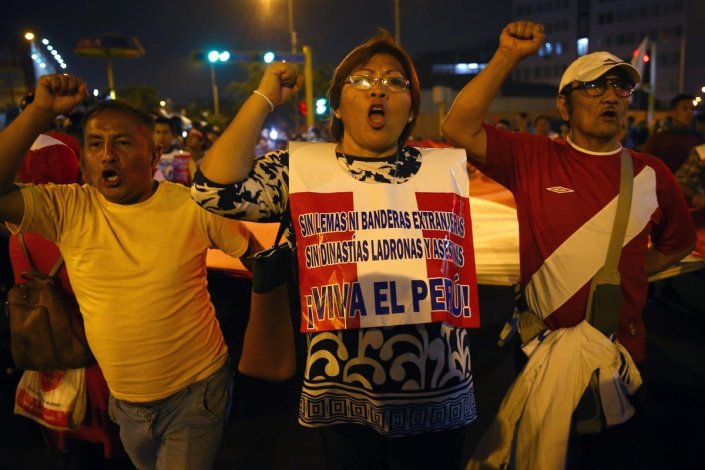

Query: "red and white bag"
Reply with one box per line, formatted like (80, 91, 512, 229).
(14, 368, 87, 431)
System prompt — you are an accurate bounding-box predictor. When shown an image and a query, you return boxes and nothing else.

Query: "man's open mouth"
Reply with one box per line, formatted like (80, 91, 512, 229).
(102, 169, 120, 187)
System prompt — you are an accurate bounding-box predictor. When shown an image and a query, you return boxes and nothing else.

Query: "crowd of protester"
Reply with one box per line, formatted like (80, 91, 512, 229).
(0, 19, 703, 470)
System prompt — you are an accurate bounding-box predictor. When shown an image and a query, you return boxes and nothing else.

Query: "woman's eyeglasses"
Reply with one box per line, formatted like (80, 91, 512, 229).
(564, 78, 635, 98)
(345, 75, 410, 93)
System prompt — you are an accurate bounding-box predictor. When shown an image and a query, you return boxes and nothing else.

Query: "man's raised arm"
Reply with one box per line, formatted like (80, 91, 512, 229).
(0, 74, 86, 224)
(441, 21, 544, 165)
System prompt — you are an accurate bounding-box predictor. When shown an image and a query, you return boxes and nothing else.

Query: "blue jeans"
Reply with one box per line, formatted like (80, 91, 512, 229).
(108, 362, 232, 470)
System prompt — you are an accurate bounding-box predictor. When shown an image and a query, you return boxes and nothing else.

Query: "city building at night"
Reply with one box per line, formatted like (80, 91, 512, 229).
(511, 0, 705, 108)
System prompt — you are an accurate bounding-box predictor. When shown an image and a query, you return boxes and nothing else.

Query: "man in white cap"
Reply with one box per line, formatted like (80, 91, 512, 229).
(443, 22, 695, 466)
(443, 21, 694, 364)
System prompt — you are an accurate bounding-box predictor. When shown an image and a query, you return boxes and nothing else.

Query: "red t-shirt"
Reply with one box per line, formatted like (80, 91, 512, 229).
(482, 124, 695, 361)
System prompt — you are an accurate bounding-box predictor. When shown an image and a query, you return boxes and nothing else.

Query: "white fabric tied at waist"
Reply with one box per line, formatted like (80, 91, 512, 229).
(467, 320, 642, 470)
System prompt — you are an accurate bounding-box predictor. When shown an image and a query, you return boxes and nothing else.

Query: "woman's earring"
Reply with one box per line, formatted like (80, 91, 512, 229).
(408, 114, 414, 123)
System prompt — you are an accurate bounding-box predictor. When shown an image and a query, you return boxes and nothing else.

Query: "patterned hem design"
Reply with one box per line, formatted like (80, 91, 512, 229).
(298, 379, 476, 437)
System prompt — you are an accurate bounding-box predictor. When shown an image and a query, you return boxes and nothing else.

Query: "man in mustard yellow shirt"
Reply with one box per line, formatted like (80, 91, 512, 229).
(0, 74, 260, 470)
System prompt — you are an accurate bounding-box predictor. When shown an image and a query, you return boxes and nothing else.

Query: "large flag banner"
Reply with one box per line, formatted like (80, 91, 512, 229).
(289, 142, 480, 332)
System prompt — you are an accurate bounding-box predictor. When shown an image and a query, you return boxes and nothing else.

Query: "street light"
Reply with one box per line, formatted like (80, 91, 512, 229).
(262, 0, 297, 52)
(287, 0, 297, 53)
(208, 50, 230, 115)
(393, 0, 400, 45)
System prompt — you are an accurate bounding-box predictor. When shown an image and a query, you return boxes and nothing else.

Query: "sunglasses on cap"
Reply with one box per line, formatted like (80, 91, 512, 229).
(344, 75, 410, 93)
(564, 77, 635, 98)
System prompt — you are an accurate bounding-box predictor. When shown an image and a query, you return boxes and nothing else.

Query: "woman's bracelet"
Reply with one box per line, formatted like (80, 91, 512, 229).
(252, 90, 274, 113)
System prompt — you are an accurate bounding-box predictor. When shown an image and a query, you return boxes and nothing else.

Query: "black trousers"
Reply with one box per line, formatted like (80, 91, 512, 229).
(318, 423, 468, 470)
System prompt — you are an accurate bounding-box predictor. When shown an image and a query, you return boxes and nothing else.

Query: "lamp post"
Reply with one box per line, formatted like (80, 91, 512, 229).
(207, 50, 230, 116)
(393, 0, 401, 45)
(287, 0, 297, 53)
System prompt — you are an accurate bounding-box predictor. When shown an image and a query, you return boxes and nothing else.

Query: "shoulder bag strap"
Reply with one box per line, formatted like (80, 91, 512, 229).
(47, 254, 65, 279)
(605, 148, 634, 272)
(585, 149, 633, 315)
(273, 201, 291, 247)
(17, 234, 38, 274)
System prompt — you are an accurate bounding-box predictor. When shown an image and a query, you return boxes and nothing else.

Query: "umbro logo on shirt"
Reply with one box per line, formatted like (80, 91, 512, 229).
(546, 186, 575, 193)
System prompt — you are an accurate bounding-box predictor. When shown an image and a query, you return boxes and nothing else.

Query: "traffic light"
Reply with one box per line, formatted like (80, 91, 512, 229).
(298, 100, 307, 116)
(192, 50, 233, 63)
(193, 50, 304, 64)
(315, 98, 328, 116)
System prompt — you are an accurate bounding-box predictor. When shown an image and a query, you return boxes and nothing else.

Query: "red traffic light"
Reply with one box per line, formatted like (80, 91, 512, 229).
(298, 100, 307, 116)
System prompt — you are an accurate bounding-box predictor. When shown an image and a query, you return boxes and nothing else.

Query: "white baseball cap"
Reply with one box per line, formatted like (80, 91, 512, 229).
(558, 52, 641, 93)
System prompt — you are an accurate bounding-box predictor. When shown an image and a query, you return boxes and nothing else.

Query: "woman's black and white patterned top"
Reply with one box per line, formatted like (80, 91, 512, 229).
(192, 146, 476, 436)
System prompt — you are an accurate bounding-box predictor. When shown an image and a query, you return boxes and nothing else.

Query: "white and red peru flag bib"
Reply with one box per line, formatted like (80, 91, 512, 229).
(289, 142, 480, 332)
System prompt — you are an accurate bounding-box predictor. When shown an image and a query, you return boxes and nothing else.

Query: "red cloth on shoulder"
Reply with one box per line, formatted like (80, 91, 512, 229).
(17, 132, 80, 185)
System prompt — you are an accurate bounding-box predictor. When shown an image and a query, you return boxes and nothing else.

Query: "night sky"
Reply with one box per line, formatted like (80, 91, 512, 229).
(1, 0, 511, 105)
